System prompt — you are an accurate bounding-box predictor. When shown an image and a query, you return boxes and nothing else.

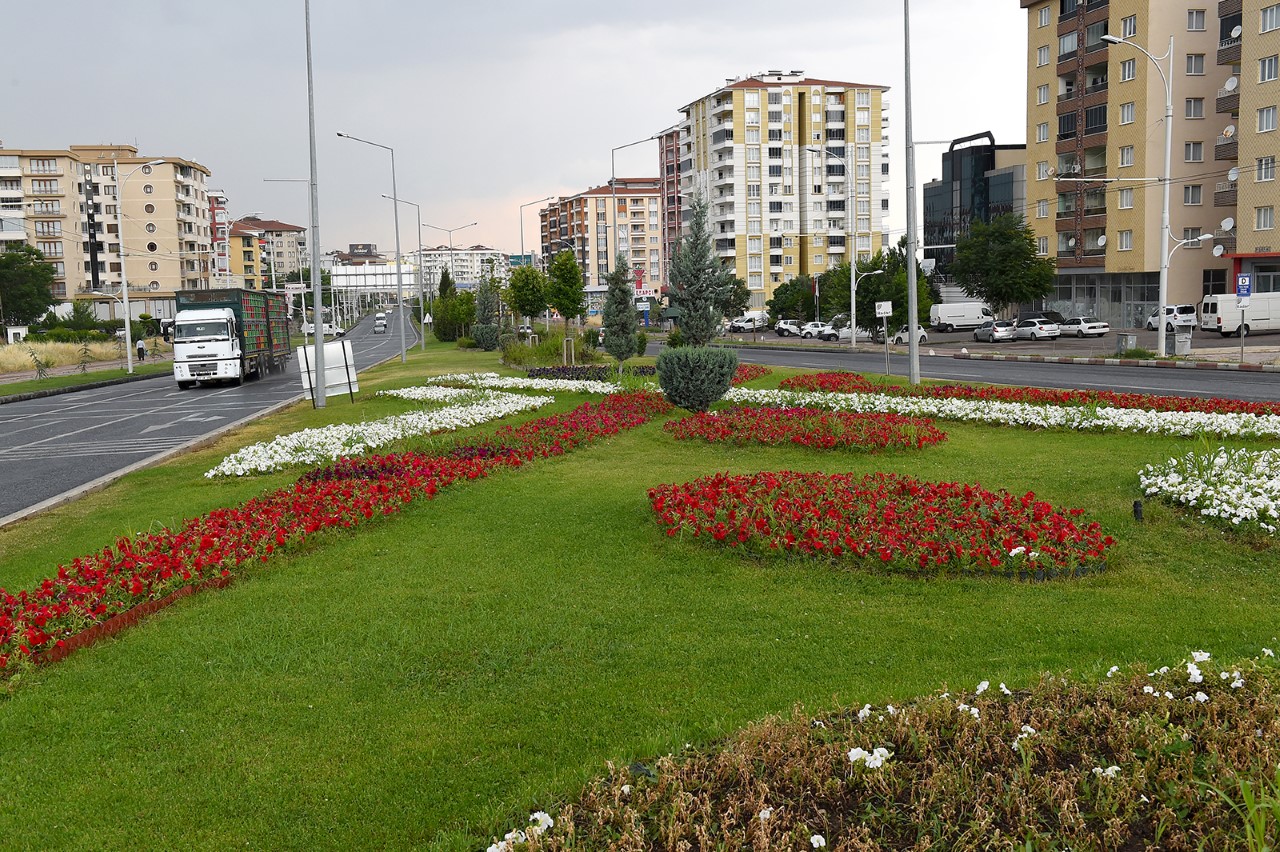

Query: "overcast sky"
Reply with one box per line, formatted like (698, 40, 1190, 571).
(7, 1, 1027, 258)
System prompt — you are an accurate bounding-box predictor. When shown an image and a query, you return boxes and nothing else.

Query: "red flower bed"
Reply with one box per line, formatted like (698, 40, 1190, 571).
(648, 471, 1114, 579)
(664, 407, 946, 452)
(0, 391, 671, 675)
(778, 371, 1280, 417)
(730, 364, 772, 385)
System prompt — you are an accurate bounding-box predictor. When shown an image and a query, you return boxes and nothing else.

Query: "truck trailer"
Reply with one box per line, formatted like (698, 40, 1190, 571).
(172, 289, 292, 388)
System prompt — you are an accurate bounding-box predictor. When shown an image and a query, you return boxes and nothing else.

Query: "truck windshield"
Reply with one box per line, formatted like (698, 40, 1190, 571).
(175, 321, 230, 340)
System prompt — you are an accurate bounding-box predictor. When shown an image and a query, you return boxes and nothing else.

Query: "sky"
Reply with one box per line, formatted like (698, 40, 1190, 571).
(5, 1, 1028, 259)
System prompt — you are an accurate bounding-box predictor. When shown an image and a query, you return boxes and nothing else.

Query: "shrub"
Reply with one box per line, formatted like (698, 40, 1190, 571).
(582, 328, 600, 350)
(456, 336, 476, 350)
(666, 326, 686, 348)
(655, 347, 738, 412)
(635, 330, 648, 355)
(472, 324, 500, 352)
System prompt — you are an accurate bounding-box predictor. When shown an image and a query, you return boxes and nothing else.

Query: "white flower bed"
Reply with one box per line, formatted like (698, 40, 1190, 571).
(206, 391, 552, 477)
(375, 385, 484, 403)
(1139, 447, 1280, 534)
(724, 387, 1280, 440)
(427, 371, 622, 395)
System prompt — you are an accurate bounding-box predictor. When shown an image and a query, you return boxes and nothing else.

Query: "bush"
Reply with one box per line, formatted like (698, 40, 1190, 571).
(29, 328, 110, 344)
(655, 347, 738, 412)
(456, 336, 477, 350)
(472, 324, 500, 352)
(634, 331, 648, 355)
(666, 326, 686, 348)
(582, 328, 601, 351)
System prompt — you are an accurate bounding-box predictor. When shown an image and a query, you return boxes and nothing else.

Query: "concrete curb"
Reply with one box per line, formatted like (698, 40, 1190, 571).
(0, 370, 169, 405)
(952, 352, 1280, 372)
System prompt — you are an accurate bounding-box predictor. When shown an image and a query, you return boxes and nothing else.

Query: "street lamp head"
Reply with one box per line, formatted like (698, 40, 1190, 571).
(1101, 34, 1124, 44)
(335, 132, 349, 138)
(144, 159, 165, 167)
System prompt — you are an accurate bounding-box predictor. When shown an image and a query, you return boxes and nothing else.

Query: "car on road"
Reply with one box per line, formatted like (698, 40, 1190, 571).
(973, 319, 1016, 343)
(820, 325, 877, 343)
(800, 321, 833, 339)
(373, 320, 388, 334)
(774, 320, 802, 337)
(1013, 318, 1060, 340)
(1059, 316, 1110, 337)
(1016, 309, 1067, 326)
(1146, 304, 1198, 332)
(889, 325, 928, 345)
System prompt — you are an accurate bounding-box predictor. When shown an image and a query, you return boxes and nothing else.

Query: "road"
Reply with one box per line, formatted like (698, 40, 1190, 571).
(0, 308, 418, 525)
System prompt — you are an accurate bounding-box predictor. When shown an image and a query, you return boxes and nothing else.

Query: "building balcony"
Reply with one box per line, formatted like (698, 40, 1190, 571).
(1217, 88, 1240, 113)
(1216, 136, 1238, 160)
(0, 165, 22, 178)
(1215, 181, 1238, 206)
(1214, 230, 1237, 253)
(25, 167, 65, 177)
(1219, 0, 1242, 18)
(28, 187, 64, 197)
(1058, 89, 1078, 104)
(1218, 38, 1242, 65)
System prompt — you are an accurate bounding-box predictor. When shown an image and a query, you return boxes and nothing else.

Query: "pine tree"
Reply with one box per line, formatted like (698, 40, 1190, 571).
(602, 252, 639, 367)
(667, 193, 732, 347)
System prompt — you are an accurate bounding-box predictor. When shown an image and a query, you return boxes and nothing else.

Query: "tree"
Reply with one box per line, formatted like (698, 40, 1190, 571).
(545, 250, 585, 335)
(718, 277, 752, 320)
(667, 193, 733, 346)
(507, 265, 547, 323)
(853, 266, 933, 333)
(437, 267, 456, 302)
(765, 275, 815, 323)
(474, 273, 501, 326)
(0, 244, 57, 326)
(601, 252, 639, 367)
(951, 214, 1056, 316)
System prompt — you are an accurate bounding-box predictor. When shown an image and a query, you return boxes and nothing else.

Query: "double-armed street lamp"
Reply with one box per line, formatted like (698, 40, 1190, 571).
(421, 222, 477, 307)
(382, 194, 429, 350)
(337, 131, 407, 363)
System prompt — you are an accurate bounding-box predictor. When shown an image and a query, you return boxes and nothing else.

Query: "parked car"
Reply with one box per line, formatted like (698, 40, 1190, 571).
(1013, 318, 1060, 340)
(1059, 316, 1110, 337)
(728, 311, 770, 332)
(1146, 304, 1198, 332)
(774, 319, 802, 337)
(821, 325, 877, 343)
(1016, 309, 1067, 326)
(890, 325, 928, 345)
(800, 321, 833, 339)
(973, 319, 1016, 343)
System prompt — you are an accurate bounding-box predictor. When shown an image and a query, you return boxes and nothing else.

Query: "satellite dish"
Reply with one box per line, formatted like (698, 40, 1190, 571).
(1097, 234, 1107, 247)
(1225, 77, 1239, 92)
(1047, 166, 1057, 177)
(1067, 237, 1076, 248)
(1232, 25, 1243, 38)
(1222, 217, 1235, 231)
(1223, 125, 1236, 138)
(1213, 245, 1225, 257)
(1228, 167, 1240, 181)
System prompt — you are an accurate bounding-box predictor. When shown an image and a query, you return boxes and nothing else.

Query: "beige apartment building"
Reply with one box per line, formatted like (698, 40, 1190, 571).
(669, 71, 891, 310)
(0, 143, 211, 320)
(1021, 0, 1280, 328)
(238, 216, 307, 285)
(539, 178, 665, 316)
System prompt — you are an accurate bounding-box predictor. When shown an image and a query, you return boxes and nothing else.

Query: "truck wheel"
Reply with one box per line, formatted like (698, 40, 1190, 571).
(177, 381, 195, 390)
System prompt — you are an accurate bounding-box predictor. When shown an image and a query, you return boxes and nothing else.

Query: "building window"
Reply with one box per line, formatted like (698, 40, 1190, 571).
(1122, 15, 1137, 37)
(1037, 199, 1049, 218)
(1259, 156, 1277, 181)
(1184, 185, 1203, 205)
(1262, 55, 1279, 82)
(1183, 227, 1203, 245)
(29, 158, 59, 174)
(1259, 105, 1278, 132)
(1118, 230, 1133, 250)
(143, 184, 153, 195)
(1121, 59, 1136, 81)
(1037, 236, 1049, 256)
(1037, 161, 1050, 180)
(1037, 122, 1049, 142)
(1187, 9, 1205, 31)
(1118, 188, 1134, 209)
(1186, 54, 1205, 75)
(147, 241, 158, 252)
(1258, 206, 1276, 230)
(1059, 32, 1078, 58)
(37, 241, 62, 257)
(1039, 6, 1050, 26)
(1036, 84, 1050, 105)
(856, 91, 870, 107)
(1120, 102, 1135, 124)
(1263, 4, 1280, 33)
(1186, 97, 1204, 118)
(1037, 45, 1050, 66)
(745, 110, 759, 125)
(1185, 141, 1204, 162)
(145, 223, 157, 233)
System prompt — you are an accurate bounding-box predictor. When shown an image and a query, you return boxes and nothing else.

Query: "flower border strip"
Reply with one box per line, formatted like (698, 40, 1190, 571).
(664, 406, 947, 452)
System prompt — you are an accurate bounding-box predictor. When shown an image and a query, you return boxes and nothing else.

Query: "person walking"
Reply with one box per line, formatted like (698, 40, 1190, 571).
(136, 337, 147, 362)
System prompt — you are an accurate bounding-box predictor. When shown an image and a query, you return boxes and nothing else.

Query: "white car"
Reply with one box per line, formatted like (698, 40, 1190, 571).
(1146, 304, 1198, 332)
(890, 325, 928, 345)
(800, 321, 833, 339)
(821, 325, 877, 343)
(774, 320, 802, 337)
(1013, 318, 1060, 340)
(1059, 316, 1110, 337)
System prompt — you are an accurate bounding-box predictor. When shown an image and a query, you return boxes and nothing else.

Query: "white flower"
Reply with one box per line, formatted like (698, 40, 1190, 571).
(1193, 650, 1211, 662)
(529, 811, 554, 834)
(1187, 662, 1204, 684)
(811, 835, 827, 849)
(848, 747, 868, 764)
(758, 807, 773, 821)
(1092, 765, 1121, 779)
(1164, 691, 1175, 699)
(857, 704, 872, 721)
(621, 784, 631, 796)
(1107, 666, 1120, 678)
(1231, 675, 1245, 689)
(1012, 725, 1037, 751)
(1008, 546, 1026, 557)
(1195, 691, 1210, 703)
(886, 704, 896, 715)
(975, 680, 989, 695)
(999, 683, 1012, 695)
(849, 746, 892, 769)
(1264, 648, 1275, 658)
(1143, 685, 1155, 694)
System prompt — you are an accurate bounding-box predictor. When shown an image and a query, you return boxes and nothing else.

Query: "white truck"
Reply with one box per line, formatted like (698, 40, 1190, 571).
(172, 289, 291, 389)
(929, 302, 994, 332)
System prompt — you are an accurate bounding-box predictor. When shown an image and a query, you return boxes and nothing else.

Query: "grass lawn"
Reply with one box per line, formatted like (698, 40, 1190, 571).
(0, 361, 174, 400)
(0, 343, 1276, 849)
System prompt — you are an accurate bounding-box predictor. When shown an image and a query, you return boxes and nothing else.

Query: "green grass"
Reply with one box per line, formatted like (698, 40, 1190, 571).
(0, 344, 1276, 849)
(0, 361, 173, 399)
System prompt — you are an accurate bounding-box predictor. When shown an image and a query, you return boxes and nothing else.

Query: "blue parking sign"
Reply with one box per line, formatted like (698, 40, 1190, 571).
(1236, 274, 1252, 298)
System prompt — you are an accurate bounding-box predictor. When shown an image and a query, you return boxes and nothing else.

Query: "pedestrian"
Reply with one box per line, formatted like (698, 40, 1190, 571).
(136, 337, 146, 362)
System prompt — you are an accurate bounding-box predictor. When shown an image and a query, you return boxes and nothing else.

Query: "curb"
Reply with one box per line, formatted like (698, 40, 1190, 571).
(952, 353, 1280, 372)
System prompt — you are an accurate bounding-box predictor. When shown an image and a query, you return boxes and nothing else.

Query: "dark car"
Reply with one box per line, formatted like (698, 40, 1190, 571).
(1017, 309, 1067, 326)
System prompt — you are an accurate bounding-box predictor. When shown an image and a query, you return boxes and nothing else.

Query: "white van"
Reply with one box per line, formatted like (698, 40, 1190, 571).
(375, 311, 387, 322)
(929, 302, 994, 332)
(728, 310, 770, 332)
(1201, 294, 1275, 337)
(1146, 304, 1197, 332)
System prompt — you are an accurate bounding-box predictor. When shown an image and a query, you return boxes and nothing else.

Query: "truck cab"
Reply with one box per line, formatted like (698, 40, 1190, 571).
(172, 308, 242, 388)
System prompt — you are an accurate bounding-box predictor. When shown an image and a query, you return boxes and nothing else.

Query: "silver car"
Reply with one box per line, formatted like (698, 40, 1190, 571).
(1060, 316, 1110, 337)
(973, 319, 1016, 342)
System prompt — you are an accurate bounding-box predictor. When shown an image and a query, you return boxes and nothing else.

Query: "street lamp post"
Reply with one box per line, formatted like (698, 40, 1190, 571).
(113, 158, 165, 374)
(808, 145, 858, 325)
(1102, 32, 1175, 358)
(520, 196, 553, 268)
(382, 193, 428, 350)
(421, 222, 478, 302)
(303, 0, 326, 407)
(263, 179, 317, 345)
(851, 267, 884, 352)
(337, 131, 407, 363)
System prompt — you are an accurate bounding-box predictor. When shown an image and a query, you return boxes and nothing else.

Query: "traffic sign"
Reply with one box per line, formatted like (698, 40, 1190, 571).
(875, 300, 893, 318)
(1236, 274, 1252, 298)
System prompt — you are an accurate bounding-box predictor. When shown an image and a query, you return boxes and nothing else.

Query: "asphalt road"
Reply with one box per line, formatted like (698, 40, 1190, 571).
(0, 308, 419, 525)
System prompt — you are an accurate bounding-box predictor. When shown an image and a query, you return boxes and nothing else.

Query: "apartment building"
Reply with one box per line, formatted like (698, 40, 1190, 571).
(228, 220, 265, 290)
(1020, 0, 1280, 328)
(671, 71, 891, 309)
(923, 132, 1028, 300)
(237, 216, 307, 285)
(539, 178, 665, 314)
(0, 143, 211, 320)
